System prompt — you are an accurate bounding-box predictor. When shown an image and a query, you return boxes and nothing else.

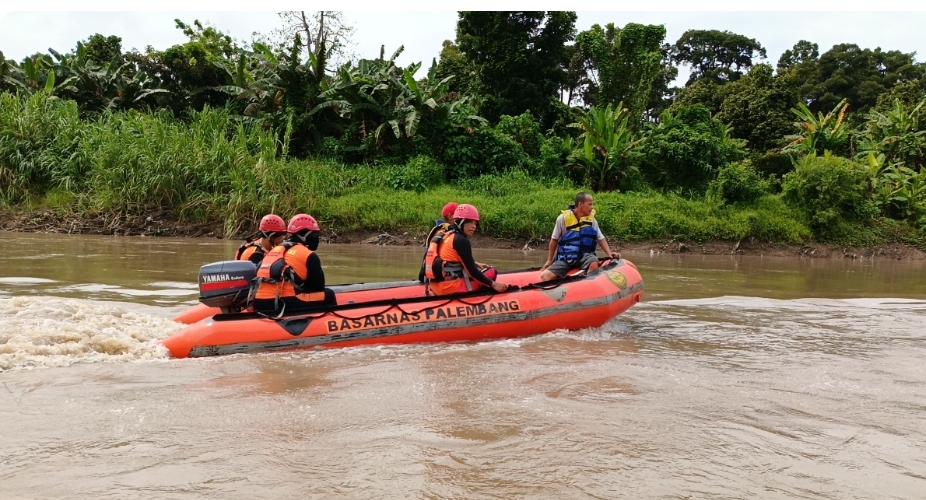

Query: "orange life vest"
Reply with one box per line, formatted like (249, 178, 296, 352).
(253, 243, 325, 302)
(235, 240, 262, 261)
(424, 231, 473, 295)
(235, 240, 267, 260)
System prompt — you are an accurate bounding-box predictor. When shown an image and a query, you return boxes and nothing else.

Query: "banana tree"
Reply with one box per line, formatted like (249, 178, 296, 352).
(882, 164, 926, 220)
(862, 151, 926, 220)
(856, 98, 925, 169)
(2, 53, 77, 97)
(567, 102, 644, 191)
(5, 43, 167, 112)
(308, 45, 407, 148)
(783, 98, 850, 156)
(310, 49, 484, 153)
(214, 43, 286, 119)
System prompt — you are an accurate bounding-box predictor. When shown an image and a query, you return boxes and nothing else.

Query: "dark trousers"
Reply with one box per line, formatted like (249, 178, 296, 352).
(252, 288, 337, 313)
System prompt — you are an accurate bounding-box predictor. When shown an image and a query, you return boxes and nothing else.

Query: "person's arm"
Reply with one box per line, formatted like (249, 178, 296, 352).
(540, 239, 558, 271)
(596, 235, 620, 259)
(455, 237, 507, 292)
(247, 249, 264, 266)
(418, 246, 429, 283)
(592, 221, 619, 259)
(541, 215, 564, 271)
(453, 236, 494, 287)
(301, 252, 326, 292)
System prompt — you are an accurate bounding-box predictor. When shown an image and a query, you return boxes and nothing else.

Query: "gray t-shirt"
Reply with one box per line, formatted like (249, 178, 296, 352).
(551, 213, 605, 241)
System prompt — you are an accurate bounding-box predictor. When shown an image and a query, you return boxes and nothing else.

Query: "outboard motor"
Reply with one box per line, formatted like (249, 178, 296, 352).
(198, 260, 258, 313)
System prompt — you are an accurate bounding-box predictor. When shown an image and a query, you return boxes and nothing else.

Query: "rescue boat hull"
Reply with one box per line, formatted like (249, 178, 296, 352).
(172, 267, 585, 325)
(161, 260, 644, 359)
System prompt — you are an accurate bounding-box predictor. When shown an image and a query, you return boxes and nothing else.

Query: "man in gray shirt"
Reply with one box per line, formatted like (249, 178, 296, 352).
(539, 192, 621, 281)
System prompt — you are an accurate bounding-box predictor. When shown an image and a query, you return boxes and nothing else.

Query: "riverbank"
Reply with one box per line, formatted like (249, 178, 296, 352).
(3, 208, 923, 260)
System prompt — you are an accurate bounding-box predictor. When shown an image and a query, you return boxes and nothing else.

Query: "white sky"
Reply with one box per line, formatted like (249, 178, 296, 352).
(1, 6, 924, 86)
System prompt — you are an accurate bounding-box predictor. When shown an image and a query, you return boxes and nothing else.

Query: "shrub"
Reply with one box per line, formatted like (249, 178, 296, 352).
(530, 133, 578, 181)
(750, 151, 793, 181)
(707, 160, 771, 205)
(441, 126, 529, 179)
(781, 152, 878, 236)
(495, 111, 544, 157)
(639, 104, 747, 193)
(385, 155, 445, 193)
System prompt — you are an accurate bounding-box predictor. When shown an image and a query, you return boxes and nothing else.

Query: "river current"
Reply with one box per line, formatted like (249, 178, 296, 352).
(1, 231, 924, 498)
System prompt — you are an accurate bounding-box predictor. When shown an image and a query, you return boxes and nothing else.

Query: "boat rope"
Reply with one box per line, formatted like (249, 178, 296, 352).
(240, 260, 620, 324)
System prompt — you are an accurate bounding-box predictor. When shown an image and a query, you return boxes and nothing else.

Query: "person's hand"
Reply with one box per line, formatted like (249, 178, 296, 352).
(491, 281, 508, 293)
(610, 252, 621, 260)
(475, 261, 489, 270)
(540, 259, 552, 271)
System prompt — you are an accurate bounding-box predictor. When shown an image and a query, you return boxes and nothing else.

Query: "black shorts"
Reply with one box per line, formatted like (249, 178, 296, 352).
(546, 254, 599, 278)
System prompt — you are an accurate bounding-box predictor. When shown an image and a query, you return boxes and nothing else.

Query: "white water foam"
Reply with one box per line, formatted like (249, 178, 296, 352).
(0, 296, 184, 371)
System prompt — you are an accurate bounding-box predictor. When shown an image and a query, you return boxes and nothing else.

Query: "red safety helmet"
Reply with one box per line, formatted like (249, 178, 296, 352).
(453, 204, 480, 221)
(441, 202, 459, 221)
(288, 213, 320, 233)
(258, 214, 286, 233)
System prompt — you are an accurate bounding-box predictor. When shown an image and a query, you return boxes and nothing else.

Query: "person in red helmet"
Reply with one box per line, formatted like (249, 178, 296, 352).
(423, 204, 508, 296)
(418, 202, 469, 283)
(252, 213, 337, 313)
(439, 202, 458, 226)
(235, 214, 287, 265)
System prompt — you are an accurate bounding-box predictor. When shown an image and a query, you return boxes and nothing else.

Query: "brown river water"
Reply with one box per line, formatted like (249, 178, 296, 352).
(1, 231, 924, 499)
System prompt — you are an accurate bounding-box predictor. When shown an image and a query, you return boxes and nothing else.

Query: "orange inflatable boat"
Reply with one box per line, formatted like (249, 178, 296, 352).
(161, 259, 644, 359)
(172, 266, 584, 325)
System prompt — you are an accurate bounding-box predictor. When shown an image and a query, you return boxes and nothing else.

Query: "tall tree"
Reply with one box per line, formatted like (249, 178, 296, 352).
(779, 43, 926, 116)
(815, 44, 882, 115)
(435, 40, 480, 98)
(131, 19, 239, 114)
(558, 43, 590, 107)
(643, 43, 680, 122)
(82, 34, 124, 66)
(874, 79, 926, 113)
(777, 40, 818, 72)
(575, 22, 666, 125)
(670, 78, 725, 117)
(672, 29, 766, 85)
(716, 63, 798, 152)
(456, 11, 577, 127)
(261, 11, 356, 77)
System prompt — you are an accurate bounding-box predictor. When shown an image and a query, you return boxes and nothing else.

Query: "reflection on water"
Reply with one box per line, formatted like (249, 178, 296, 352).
(1, 231, 925, 498)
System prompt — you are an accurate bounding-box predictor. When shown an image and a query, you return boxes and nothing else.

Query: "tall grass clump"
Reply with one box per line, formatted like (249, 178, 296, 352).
(0, 92, 88, 204)
(84, 106, 280, 222)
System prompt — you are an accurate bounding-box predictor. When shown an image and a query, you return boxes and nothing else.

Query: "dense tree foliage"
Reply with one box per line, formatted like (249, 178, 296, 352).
(672, 29, 767, 84)
(716, 64, 798, 152)
(779, 42, 926, 116)
(455, 11, 577, 127)
(574, 22, 666, 125)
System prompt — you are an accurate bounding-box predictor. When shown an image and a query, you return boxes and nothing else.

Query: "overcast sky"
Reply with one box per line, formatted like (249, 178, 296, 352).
(1, 9, 924, 85)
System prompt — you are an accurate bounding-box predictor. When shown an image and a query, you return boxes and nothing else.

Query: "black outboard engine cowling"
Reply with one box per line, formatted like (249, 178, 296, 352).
(198, 260, 257, 312)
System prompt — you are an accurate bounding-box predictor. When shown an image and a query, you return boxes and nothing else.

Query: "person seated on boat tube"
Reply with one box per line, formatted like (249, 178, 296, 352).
(251, 214, 337, 313)
(234, 214, 287, 265)
(417, 202, 457, 283)
(418, 202, 490, 283)
(424, 204, 509, 296)
(539, 192, 621, 282)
